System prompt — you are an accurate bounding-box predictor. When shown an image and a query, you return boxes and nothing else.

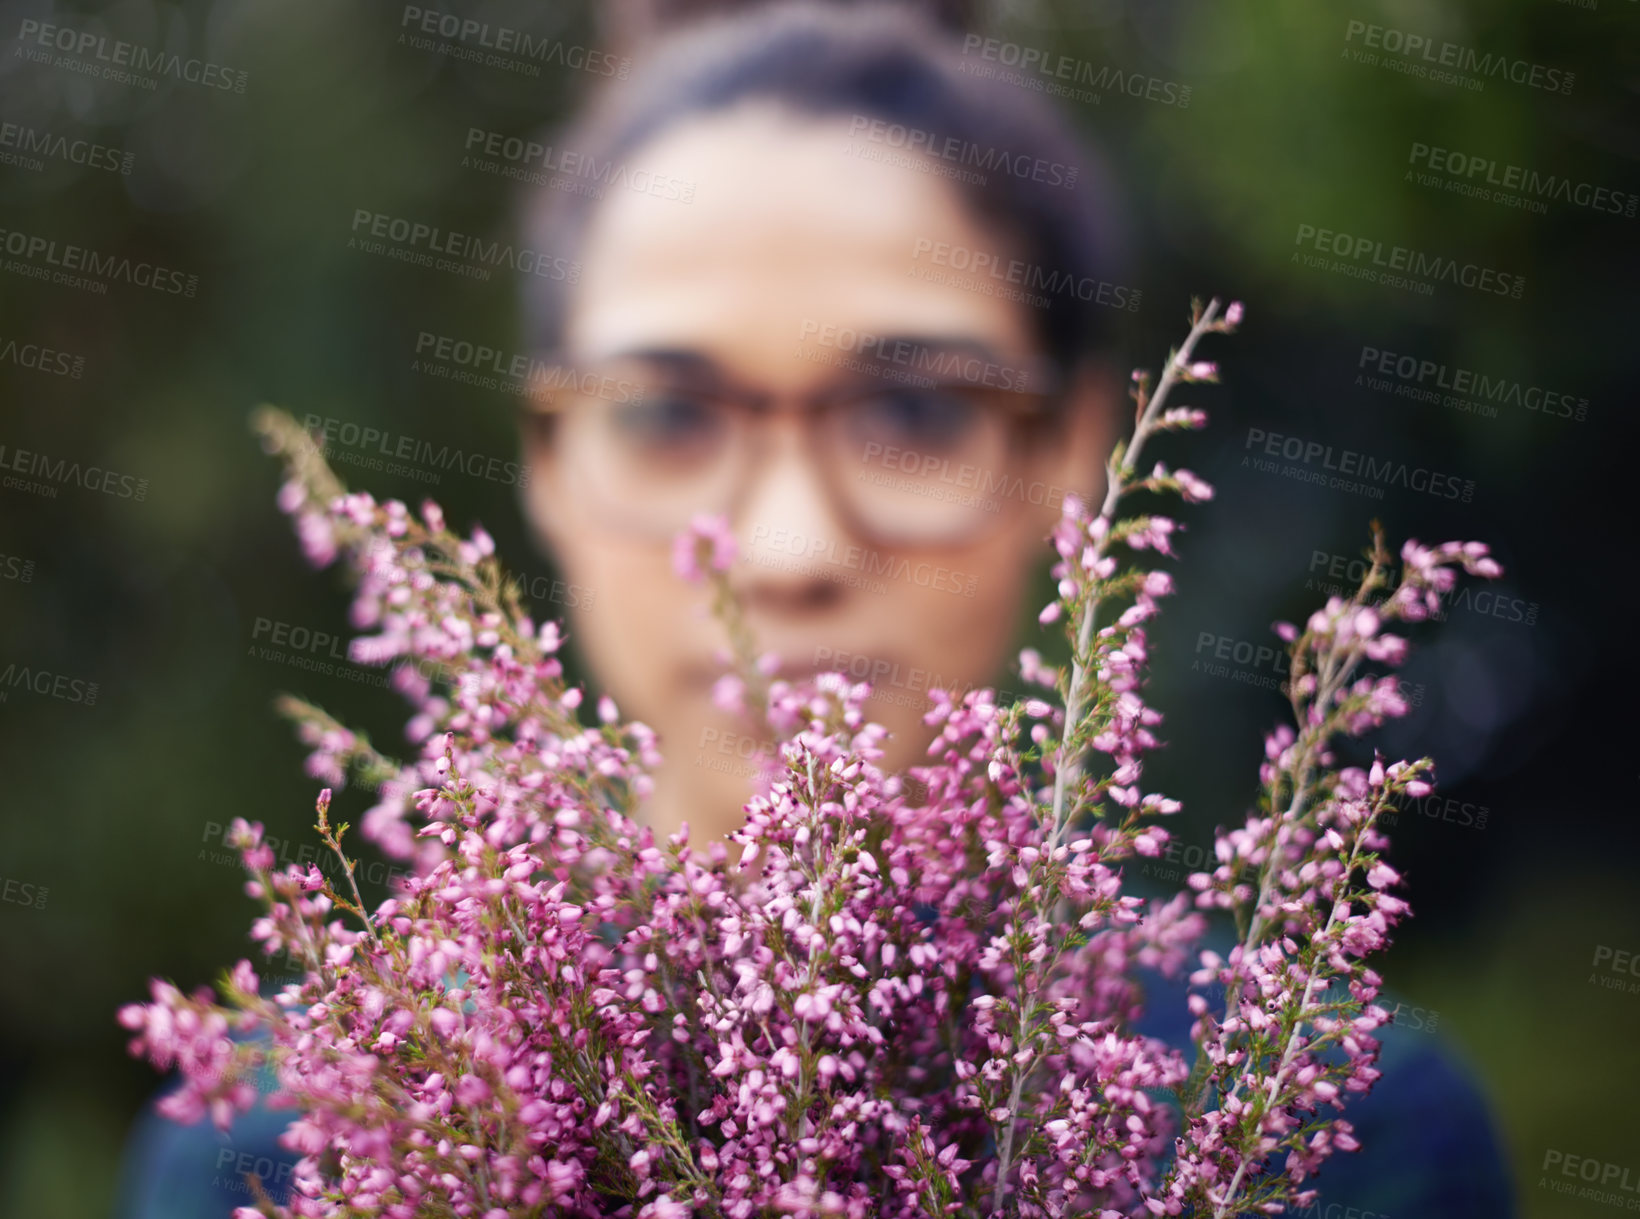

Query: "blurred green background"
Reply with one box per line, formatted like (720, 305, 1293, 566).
(0, 0, 1635, 1215)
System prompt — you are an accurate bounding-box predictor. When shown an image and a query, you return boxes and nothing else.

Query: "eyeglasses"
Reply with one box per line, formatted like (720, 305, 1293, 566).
(520, 350, 1067, 547)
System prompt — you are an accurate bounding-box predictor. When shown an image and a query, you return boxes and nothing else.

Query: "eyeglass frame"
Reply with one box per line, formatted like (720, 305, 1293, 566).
(516, 346, 1076, 548)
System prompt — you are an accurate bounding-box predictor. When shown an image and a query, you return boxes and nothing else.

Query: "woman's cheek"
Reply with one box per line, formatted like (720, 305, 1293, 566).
(562, 542, 688, 714)
(882, 540, 1034, 691)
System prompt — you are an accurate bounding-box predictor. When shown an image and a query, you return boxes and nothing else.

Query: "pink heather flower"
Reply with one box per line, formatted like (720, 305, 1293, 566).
(1366, 862, 1400, 890)
(293, 511, 337, 567)
(1133, 828, 1165, 856)
(1159, 407, 1209, 430)
(122, 314, 1492, 1219)
(226, 819, 275, 872)
(671, 513, 737, 583)
(712, 673, 748, 715)
(1128, 517, 1177, 554)
(1364, 633, 1407, 664)
(1176, 469, 1214, 502)
(1225, 300, 1245, 327)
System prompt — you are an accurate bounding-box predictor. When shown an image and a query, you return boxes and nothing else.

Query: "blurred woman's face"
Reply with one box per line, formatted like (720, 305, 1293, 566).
(523, 101, 1111, 847)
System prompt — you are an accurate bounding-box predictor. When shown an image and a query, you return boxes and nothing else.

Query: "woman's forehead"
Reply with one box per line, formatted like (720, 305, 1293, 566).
(562, 102, 1037, 378)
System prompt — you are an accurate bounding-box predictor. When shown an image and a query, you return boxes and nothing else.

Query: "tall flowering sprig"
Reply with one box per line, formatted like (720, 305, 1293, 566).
(964, 298, 1234, 1214)
(1161, 527, 1502, 1217)
(118, 304, 1501, 1219)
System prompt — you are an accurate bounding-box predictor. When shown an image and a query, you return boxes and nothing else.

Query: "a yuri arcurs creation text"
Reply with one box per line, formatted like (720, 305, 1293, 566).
(119, 299, 1500, 1218)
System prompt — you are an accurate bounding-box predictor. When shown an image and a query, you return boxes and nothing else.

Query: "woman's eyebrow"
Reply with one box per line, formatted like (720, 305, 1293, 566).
(596, 337, 1015, 367)
(588, 346, 722, 376)
(829, 336, 1036, 381)
(859, 335, 1013, 364)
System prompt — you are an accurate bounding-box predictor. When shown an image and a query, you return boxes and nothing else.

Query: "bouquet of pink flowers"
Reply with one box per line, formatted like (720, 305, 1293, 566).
(119, 299, 1500, 1219)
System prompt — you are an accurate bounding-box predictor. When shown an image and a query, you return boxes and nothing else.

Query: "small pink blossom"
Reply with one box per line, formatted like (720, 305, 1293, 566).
(672, 513, 737, 583)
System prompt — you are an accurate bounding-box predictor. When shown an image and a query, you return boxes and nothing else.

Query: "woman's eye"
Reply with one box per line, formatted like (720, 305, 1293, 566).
(609, 392, 725, 459)
(848, 389, 980, 453)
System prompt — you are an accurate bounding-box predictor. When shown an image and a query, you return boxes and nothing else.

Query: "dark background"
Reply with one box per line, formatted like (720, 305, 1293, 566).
(0, 0, 1636, 1214)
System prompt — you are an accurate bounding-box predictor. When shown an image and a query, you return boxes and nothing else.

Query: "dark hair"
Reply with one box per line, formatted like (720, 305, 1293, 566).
(518, 0, 1130, 373)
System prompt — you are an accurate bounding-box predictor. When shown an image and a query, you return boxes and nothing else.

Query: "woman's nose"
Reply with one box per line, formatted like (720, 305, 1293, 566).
(733, 413, 852, 610)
